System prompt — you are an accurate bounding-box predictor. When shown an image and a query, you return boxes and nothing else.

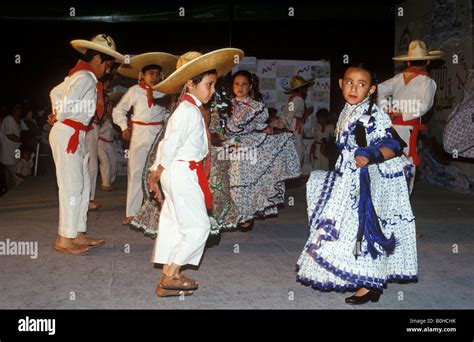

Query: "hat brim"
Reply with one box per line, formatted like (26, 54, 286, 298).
(70, 39, 125, 63)
(393, 50, 444, 61)
(153, 48, 244, 94)
(283, 78, 315, 93)
(118, 52, 178, 79)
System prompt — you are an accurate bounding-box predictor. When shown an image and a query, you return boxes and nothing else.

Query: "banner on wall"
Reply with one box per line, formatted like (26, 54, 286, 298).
(233, 57, 331, 115)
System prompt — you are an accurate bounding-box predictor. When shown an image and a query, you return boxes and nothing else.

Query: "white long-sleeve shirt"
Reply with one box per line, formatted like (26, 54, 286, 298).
(281, 95, 305, 130)
(112, 84, 168, 131)
(150, 93, 208, 171)
(377, 73, 437, 121)
(50, 70, 98, 125)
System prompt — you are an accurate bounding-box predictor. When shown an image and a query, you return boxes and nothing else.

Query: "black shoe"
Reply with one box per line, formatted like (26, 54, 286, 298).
(345, 289, 381, 305)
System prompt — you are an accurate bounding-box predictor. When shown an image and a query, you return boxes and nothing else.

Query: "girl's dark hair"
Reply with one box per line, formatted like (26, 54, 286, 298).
(232, 70, 253, 85)
(191, 69, 217, 84)
(141, 64, 162, 73)
(343, 62, 378, 114)
(82, 49, 115, 63)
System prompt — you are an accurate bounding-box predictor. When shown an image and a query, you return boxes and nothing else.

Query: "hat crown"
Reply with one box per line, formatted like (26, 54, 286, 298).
(91, 34, 117, 52)
(407, 40, 429, 57)
(291, 75, 308, 88)
(177, 51, 202, 69)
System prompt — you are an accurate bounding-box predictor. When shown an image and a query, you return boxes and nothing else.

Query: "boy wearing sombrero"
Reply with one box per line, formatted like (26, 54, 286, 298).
(49, 34, 124, 255)
(281, 75, 315, 167)
(147, 48, 243, 297)
(112, 52, 178, 226)
(377, 40, 444, 193)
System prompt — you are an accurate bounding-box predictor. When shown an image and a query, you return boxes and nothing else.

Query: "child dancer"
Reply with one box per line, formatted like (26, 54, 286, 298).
(98, 97, 119, 191)
(147, 49, 244, 297)
(297, 63, 417, 304)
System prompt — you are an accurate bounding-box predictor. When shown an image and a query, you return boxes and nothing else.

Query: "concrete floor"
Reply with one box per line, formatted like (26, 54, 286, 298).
(0, 174, 473, 309)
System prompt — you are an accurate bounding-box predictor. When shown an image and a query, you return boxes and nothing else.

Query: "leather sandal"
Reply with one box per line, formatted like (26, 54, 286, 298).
(160, 273, 199, 291)
(179, 273, 199, 287)
(53, 244, 90, 255)
(72, 237, 106, 249)
(155, 284, 193, 298)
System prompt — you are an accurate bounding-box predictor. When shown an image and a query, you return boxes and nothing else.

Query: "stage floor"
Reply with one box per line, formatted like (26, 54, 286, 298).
(0, 174, 473, 309)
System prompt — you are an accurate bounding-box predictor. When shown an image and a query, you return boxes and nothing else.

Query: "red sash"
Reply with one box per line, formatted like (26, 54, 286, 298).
(98, 137, 113, 143)
(61, 119, 90, 154)
(131, 120, 164, 126)
(391, 117, 427, 166)
(178, 94, 212, 209)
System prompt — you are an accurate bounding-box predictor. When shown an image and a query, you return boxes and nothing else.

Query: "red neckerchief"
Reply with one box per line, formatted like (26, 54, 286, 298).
(138, 81, 155, 108)
(68, 60, 104, 120)
(403, 66, 429, 85)
(288, 92, 306, 134)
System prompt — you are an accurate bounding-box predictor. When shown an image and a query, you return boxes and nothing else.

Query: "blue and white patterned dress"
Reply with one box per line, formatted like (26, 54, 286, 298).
(226, 97, 301, 223)
(297, 99, 418, 291)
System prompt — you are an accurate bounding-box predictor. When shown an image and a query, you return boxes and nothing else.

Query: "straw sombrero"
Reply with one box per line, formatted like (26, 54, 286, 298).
(284, 75, 315, 93)
(154, 48, 244, 94)
(70, 34, 125, 63)
(117, 52, 178, 79)
(393, 40, 444, 61)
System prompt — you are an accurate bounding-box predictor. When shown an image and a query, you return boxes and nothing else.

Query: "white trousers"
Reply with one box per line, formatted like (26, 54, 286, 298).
(294, 131, 304, 167)
(98, 140, 117, 187)
(49, 122, 90, 238)
(85, 123, 99, 201)
(151, 160, 210, 266)
(126, 124, 162, 217)
(393, 124, 415, 194)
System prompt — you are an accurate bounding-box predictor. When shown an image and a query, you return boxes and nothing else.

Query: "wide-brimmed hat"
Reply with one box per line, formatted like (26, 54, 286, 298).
(393, 40, 444, 61)
(70, 34, 125, 63)
(284, 75, 315, 93)
(117, 52, 178, 79)
(154, 48, 244, 94)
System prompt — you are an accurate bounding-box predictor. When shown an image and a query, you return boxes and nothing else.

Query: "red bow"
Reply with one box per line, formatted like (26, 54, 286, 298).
(139, 81, 155, 108)
(402, 66, 429, 85)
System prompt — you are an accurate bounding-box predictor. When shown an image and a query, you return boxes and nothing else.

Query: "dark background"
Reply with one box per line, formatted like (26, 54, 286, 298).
(0, 0, 401, 113)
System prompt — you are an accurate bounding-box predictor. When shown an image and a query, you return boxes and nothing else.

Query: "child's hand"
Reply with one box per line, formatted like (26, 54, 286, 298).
(47, 113, 57, 125)
(122, 128, 132, 141)
(355, 156, 369, 168)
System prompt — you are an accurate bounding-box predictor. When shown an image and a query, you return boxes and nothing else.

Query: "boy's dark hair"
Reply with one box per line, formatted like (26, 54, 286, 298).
(141, 64, 162, 74)
(408, 60, 429, 67)
(191, 69, 217, 84)
(82, 49, 115, 63)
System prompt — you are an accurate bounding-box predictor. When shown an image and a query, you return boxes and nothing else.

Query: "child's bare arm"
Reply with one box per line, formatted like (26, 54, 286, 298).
(379, 147, 396, 161)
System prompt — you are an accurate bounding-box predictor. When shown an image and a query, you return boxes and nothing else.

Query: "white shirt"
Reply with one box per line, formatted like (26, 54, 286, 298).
(1, 115, 28, 165)
(112, 84, 168, 131)
(150, 93, 208, 171)
(377, 73, 437, 121)
(281, 95, 305, 130)
(50, 70, 98, 125)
